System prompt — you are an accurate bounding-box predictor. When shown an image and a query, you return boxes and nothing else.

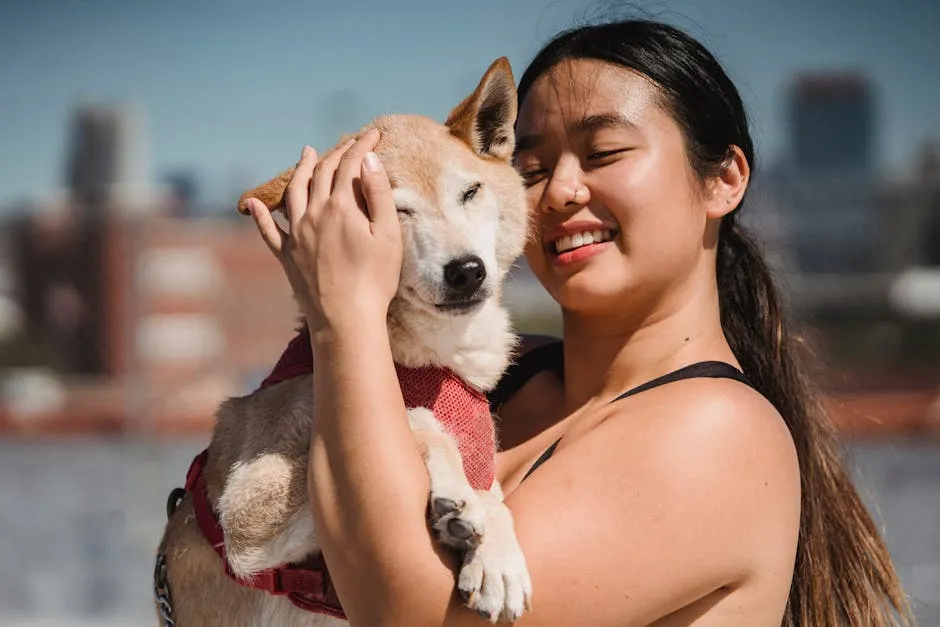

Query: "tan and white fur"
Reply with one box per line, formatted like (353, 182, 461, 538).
(156, 58, 531, 626)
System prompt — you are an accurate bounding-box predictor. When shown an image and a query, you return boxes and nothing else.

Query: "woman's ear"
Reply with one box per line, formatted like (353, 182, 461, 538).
(706, 145, 750, 219)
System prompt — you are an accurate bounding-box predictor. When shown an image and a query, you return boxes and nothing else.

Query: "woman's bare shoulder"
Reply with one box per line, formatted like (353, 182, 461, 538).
(500, 376, 801, 625)
(597, 376, 802, 539)
(633, 376, 798, 461)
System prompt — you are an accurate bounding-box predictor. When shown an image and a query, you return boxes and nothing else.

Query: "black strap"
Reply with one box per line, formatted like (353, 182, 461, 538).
(608, 361, 750, 404)
(487, 341, 564, 411)
(522, 439, 561, 482)
(521, 359, 751, 482)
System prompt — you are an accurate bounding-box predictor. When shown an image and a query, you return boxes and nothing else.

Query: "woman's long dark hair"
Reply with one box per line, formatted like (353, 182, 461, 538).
(517, 19, 913, 626)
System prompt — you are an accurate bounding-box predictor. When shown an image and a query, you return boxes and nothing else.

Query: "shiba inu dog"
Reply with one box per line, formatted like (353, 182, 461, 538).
(155, 57, 532, 626)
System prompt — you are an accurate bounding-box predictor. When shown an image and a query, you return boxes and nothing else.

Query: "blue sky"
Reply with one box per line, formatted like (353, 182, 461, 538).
(0, 0, 937, 211)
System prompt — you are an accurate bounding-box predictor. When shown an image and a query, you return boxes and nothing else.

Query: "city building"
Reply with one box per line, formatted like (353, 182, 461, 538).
(778, 72, 881, 275)
(1, 102, 300, 433)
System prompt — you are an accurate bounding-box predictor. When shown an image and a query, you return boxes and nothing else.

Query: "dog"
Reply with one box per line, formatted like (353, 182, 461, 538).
(155, 57, 532, 626)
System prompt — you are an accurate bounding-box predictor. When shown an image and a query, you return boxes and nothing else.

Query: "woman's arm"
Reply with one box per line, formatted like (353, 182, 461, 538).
(310, 326, 801, 626)
(309, 317, 461, 625)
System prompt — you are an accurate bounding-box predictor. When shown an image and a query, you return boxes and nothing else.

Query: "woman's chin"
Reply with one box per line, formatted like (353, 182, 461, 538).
(527, 251, 636, 312)
(549, 278, 631, 315)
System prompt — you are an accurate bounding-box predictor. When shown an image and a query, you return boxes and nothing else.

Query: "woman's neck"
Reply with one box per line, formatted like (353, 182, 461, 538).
(559, 276, 736, 414)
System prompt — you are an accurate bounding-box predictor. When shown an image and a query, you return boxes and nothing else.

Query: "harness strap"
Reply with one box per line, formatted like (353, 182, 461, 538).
(185, 449, 346, 619)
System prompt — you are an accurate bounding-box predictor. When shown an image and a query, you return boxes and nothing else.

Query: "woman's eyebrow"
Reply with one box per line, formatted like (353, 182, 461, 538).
(514, 133, 541, 156)
(575, 112, 639, 134)
(514, 112, 638, 156)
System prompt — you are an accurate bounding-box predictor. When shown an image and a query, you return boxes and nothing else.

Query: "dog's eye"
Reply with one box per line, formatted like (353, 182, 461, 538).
(461, 182, 482, 204)
(396, 206, 415, 217)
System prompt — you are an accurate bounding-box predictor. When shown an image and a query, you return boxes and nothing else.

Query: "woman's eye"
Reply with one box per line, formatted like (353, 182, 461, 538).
(518, 168, 548, 187)
(587, 148, 629, 161)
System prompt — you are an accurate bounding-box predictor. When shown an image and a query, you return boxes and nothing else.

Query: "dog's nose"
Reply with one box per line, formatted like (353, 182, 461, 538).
(443, 256, 486, 296)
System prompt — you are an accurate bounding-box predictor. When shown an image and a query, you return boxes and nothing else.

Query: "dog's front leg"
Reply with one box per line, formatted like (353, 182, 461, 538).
(407, 407, 488, 551)
(457, 489, 533, 623)
(408, 407, 532, 623)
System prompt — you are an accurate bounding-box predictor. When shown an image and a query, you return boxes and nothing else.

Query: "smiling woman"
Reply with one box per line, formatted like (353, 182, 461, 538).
(231, 16, 914, 627)
(502, 19, 916, 626)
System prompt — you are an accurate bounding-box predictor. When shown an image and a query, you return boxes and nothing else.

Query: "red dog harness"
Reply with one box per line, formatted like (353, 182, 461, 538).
(183, 327, 496, 618)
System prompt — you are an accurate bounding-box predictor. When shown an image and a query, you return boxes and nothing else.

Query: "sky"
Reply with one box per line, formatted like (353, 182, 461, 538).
(0, 0, 937, 211)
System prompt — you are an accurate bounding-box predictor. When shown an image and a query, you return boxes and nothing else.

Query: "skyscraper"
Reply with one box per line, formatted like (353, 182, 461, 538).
(65, 103, 151, 211)
(789, 73, 875, 177)
(780, 72, 881, 274)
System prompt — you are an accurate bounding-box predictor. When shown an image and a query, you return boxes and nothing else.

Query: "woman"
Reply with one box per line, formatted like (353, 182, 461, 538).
(244, 19, 912, 627)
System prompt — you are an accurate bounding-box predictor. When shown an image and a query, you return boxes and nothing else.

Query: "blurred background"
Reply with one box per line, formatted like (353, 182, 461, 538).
(0, 0, 938, 624)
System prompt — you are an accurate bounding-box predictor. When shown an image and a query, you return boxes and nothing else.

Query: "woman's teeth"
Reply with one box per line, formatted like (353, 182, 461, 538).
(553, 229, 614, 254)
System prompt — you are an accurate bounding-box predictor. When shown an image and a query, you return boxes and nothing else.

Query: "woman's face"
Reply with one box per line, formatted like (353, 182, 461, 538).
(514, 58, 714, 316)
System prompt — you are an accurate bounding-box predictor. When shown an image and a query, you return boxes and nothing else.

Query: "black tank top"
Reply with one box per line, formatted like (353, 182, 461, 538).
(487, 341, 754, 482)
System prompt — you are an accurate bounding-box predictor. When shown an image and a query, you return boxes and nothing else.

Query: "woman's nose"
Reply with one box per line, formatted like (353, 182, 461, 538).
(539, 159, 589, 213)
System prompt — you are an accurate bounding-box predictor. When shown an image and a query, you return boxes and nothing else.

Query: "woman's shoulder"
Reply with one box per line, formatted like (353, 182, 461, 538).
(682, 376, 794, 457)
(503, 374, 801, 622)
(511, 364, 801, 520)
(604, 374, 799, 495)
(603, 374, 801, 570)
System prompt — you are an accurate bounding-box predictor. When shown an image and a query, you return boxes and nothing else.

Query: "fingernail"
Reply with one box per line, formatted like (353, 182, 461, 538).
(363, 152, 382, 172)
(301, 145, 313, 158)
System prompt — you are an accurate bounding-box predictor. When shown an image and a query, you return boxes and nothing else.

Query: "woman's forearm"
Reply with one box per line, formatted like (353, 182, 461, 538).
(307, 317, 456, 624)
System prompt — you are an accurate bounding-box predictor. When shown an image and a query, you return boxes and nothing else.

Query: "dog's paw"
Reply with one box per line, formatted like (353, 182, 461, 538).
(458, 536, 532, 623)
(430, 491, 487, 551)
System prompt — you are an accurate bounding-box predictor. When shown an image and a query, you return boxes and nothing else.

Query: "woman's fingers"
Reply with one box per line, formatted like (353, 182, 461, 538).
(264, 129, 390, 253)
(333, 128, 380, 201)
(360, 150, 398, 236)
(311, 137, 356, 210)
(245, 197, 288, 254)
(286, 145, 318, 231)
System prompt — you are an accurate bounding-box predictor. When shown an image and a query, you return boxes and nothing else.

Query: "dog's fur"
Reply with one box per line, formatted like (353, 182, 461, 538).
(156, 58, 532, 626)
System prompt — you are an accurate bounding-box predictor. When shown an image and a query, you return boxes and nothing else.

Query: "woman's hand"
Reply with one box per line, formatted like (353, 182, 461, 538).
(243, 129, 402, 335)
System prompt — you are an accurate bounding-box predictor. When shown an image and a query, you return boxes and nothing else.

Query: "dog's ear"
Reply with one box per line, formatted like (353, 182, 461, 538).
(235, 167, 296, 215)
(445, 57, 517, 162)
(234, 131, 363, 215)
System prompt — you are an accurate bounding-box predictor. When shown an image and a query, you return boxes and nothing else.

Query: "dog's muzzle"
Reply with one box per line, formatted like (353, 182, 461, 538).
(439, 255, 486, 309)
